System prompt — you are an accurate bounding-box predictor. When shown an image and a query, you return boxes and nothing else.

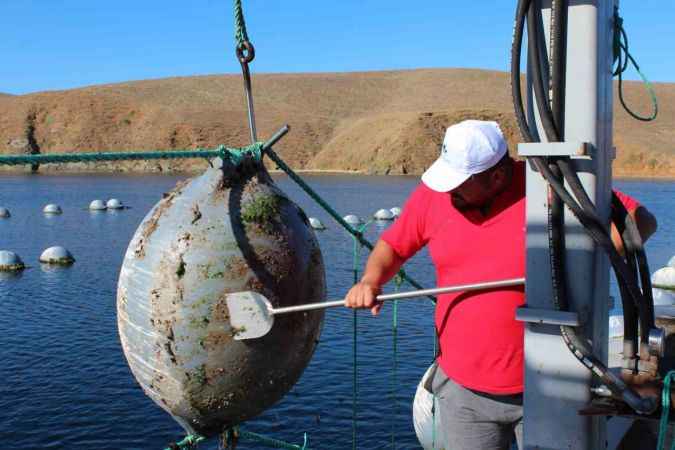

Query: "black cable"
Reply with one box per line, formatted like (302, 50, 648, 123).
(511, 0, 657, 414)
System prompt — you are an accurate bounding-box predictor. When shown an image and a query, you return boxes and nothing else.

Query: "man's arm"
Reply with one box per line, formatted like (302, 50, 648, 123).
(610, 205, 658, 255)
(344, 239, 405, 315)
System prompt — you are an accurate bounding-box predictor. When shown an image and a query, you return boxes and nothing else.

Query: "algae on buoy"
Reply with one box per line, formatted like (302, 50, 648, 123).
(43, 204, 62, 215)
(0, 207, 10, 218)
(89, 200, 107, 211)
(39, 246, 75, 265)
(117, 156, 325, 437)
(0, 250, 25, 271)
(390, 207, 401, 217)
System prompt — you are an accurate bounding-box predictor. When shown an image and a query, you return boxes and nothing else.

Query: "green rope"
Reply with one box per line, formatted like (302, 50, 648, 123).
(613, 7, 658, 121)
(432, 323, 438, 449)
(235, 428, 309, 450)
(262, 145, 433, 301)
(658, 370, 675, 450)
(349, 221, 370, 450)
(233, 0, 250, 48)
(0, 143, 263, 166)
(164, 434, 205, 450)
(390, 273, 403, 449)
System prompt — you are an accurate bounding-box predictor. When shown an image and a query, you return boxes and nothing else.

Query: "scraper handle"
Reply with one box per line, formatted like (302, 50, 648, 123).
(271, 277, 525, 315)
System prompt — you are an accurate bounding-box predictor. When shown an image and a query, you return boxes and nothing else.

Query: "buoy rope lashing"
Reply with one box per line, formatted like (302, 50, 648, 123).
(657, 371, 675, 450)
(221, 426, 310, 450)
(613, 7, 658, 121)
(164, 434, 205, 450)
(0, 143, 263, 167)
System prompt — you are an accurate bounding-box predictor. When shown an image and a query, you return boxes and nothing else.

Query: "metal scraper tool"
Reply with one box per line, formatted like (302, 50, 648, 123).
(225, 277, 525, 340)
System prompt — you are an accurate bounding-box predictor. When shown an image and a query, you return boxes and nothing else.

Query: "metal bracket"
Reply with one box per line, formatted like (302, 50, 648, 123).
(517, 141, 593, 157)
(516, 306, 581, 326)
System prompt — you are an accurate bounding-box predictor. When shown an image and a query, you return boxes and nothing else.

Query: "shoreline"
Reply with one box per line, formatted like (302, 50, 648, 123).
(1, 166, 673, 181)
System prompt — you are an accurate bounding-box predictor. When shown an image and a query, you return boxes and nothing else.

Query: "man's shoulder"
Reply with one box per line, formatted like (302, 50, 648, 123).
(406, 183, 451, 209)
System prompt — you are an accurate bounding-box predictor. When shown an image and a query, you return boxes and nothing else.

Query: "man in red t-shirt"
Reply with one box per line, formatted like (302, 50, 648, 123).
(345, 120, 657, 450)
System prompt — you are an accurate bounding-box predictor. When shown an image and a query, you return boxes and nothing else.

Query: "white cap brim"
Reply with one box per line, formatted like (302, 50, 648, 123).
(421, 156, 472, 192)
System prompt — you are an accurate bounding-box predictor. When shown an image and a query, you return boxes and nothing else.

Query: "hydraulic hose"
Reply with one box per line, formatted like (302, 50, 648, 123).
(511, 0, 657, 414)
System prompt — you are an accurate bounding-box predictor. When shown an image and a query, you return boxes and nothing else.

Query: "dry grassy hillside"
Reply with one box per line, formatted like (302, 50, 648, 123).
(0, 69, 672, 177)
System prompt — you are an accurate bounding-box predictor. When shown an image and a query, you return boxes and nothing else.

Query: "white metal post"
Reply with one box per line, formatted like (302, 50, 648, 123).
(521, 1, 614, 449)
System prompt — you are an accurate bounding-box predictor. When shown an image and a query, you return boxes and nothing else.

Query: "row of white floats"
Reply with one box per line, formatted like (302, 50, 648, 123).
(0, 247, 75, 270)
(0, 199, 126, 218)
(308, 207, 402, 230)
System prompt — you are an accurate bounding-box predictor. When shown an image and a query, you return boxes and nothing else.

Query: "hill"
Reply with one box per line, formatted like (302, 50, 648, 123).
(0, 69, 672, 177)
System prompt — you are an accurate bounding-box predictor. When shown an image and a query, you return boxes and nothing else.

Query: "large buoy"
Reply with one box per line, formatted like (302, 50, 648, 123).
(39, 246, 75, 265)
(0, 207, 10, 218)
(0, 250, 25, 271)
(413, 364, 446, 450)
(117, 157, 325, 437)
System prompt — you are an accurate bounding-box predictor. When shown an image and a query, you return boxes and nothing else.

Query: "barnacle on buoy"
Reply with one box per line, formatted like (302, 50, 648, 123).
(116, 154, 326, 437)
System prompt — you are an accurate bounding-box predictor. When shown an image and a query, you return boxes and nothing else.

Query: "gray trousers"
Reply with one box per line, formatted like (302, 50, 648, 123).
(430, 365, 523, 450)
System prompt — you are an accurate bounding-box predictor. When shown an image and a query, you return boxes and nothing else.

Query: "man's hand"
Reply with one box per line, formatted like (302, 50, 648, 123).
(345, 281, 383, 316)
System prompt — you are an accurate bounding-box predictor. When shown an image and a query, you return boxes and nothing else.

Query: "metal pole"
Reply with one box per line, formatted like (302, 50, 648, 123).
(521, 1, 614, 449)
(271, 278, 526, 315)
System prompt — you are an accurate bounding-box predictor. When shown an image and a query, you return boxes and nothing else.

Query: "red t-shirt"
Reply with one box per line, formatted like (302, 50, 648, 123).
(381, 161, 640, 395)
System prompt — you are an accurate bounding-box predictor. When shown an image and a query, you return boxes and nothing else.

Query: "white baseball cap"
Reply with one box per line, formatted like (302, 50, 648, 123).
(421, 120, 507, 192)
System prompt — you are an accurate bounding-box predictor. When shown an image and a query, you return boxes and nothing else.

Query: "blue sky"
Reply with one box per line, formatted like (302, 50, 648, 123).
(1, 1, 672, 94)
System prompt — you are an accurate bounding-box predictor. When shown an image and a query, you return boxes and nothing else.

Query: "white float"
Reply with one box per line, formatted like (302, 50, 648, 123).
(106, 198, 124, 209)
(43, 204, 62, 215)
(343, 214, 362, 226)
(89, 200, 107, 211)
(373, 208, 394, 220)
(609, 315, 624, 339)
(668, 255, 675, 269)
(39, 246, 75, 265)
(652, 267, 675, 290)
(0, 207, 10, 218)
(0, 250, 25, 271)
(413, 364, 447, 450)
(309, 217, 326, 230)
(390, 207, 402, 217)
